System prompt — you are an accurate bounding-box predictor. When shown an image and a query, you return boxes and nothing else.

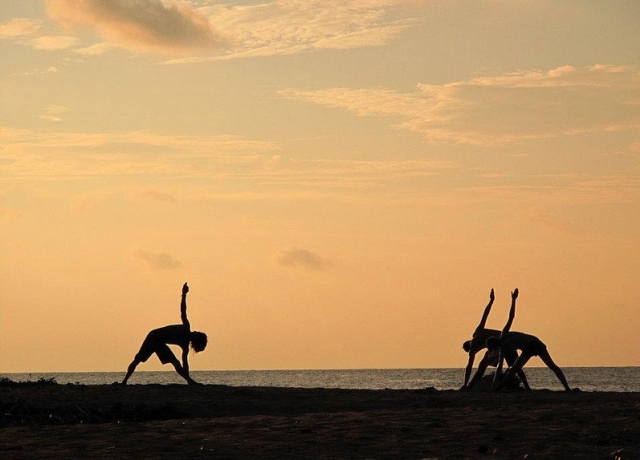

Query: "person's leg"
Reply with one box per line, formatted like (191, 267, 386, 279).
(496, 352, 532, 391)
(122, 359, 140, 384)
(168, 357, 200, 385)
(505, 352, 531, 390)
(538, 349, 571, 391)
(467, 359, 489, 389)
(516, 368, 532, 391)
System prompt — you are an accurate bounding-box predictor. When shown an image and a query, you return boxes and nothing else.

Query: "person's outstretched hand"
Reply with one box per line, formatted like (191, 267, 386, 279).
(511, 288, 519, 300)
(182, 282, 189, 295)
(489, 288, 495, 301)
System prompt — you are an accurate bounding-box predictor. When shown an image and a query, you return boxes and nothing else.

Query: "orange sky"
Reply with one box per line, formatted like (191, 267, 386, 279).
(1, 0, 639, 372)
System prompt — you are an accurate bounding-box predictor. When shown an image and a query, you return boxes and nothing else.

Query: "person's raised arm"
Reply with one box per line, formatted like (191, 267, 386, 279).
(500, 288, 518, 336)
(181, 282, 190, 328)
(476, 288, 495, 332)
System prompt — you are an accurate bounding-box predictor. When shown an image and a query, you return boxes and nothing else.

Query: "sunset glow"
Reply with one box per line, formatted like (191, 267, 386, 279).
(1, 0, 639, 372)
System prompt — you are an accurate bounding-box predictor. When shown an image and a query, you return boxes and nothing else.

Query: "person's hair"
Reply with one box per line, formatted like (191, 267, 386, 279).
(190, 331, 208, 353)
(486, 337, 501, 351)
(462, 340, 471, 353)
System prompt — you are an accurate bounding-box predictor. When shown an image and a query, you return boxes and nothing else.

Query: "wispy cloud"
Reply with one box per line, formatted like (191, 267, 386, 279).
(275, 247, 331, 272)
(31, 35, 77, 50)
(0, 125, 455, 197)
(165, 0, 418, 63)
(280, 65, 640, 145)
(0, 18, 42, 38)
(133, 248, 182, 271)
(45, 0, 227, 54)
(7, 0, 417, 60)
(39, 105, 68, 122)
(0, 128, 281, 179)
(73, 42, 115, 56)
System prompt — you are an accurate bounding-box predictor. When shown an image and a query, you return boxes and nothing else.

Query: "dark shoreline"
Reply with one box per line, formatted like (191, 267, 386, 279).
(1, 383, 639, 459)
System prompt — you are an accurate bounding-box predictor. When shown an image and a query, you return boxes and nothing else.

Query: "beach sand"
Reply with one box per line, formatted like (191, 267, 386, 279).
(1, 382, 638, 459)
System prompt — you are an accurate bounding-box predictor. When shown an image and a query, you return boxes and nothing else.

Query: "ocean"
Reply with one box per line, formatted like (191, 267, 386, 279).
(2, 367, 639, 392)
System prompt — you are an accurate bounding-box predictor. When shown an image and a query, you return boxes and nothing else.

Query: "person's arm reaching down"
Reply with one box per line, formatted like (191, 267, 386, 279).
(462, 351, 477, 388)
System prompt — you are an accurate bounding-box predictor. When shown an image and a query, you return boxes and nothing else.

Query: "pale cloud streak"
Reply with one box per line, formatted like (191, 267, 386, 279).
(0, 18, 42, 37)
(0, 128, 280, 179)
(45, 0, 227, 54)
(281, 65, 640, 145)
(73, 42, 115, 56)
(31, 35, 77, 50)
(39, 105, 68, 122)
(0, 124, 458, 201)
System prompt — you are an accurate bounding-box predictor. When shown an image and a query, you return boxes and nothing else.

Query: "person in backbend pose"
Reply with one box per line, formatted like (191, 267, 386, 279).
(122, 283, 207, 385)
(461, 288, 530, 390)
(487, 288, 571, 391)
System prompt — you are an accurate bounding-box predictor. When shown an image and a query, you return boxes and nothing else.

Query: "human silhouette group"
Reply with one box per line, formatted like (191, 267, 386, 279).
(461, 288, 571, 391)
(122, 283, 571, 391)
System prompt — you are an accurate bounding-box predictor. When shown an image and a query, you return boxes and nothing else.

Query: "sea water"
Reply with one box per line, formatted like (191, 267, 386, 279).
(2, 367, 639, 392)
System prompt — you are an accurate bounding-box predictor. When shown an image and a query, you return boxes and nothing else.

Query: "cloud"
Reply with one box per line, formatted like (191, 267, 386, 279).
(275, 247, 331, 271)
(133, 249, 182, 271)
(31, 35, 77, 50)
(9, 0, 416, 60)
(162, 0, 417, 63)
(280, 65, 640, 145)
(0, 124, 452, 200)
(73, 42, 115, 56)
(0, 18, 42, 38)
(46, 0, 227, 54)
(0, 128, 281, 180)
(39, 106, 68, 122)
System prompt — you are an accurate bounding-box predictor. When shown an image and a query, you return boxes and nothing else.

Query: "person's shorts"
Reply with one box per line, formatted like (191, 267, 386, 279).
(522, 338, 547, 357)
(135, 336, 176, 364)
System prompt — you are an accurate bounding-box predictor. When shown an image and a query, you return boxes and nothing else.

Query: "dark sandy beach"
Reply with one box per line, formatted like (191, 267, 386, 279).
(1, 382, 638, 459)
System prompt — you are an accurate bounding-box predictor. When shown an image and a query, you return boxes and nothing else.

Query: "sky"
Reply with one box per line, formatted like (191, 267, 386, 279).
(1, 0, 639, 373)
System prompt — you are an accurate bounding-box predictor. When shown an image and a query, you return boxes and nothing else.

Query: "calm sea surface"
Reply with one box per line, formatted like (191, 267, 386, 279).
(2, 368, 639, 392)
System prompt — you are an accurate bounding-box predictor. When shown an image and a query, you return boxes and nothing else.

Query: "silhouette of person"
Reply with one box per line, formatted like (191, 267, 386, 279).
(461, 288, 530, 390)
(122, 283, 207, 385)
(487, 288, 571, 391)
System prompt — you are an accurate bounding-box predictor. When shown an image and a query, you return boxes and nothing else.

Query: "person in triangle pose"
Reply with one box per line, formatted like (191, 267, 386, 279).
(122, 283, 207, 385)
(487, 288, 571, 391)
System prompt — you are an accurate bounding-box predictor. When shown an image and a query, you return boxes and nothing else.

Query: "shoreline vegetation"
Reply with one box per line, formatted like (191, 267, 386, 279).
(1, 379, 638, 459)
